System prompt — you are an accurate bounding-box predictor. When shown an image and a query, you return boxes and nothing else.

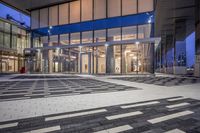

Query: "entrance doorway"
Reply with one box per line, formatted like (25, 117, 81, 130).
(81, 53, 91, 74)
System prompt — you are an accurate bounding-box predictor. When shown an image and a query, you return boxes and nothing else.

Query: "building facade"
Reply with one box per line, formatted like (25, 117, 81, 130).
(195, 0, 200, 76)
(26, 0, 157, 74)
(0, 3, 30, 73)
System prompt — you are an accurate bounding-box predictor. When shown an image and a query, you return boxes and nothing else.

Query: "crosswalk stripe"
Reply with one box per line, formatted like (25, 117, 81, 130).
(167, 97, 187, 102)
(23, 126, 61, 133)
(166, 103, 190, 109)
(147, 110, 194, 124)
(94, 125, 133, 133)
(106, 111, 143, 120)
(45, 109, 107, 121)
(0, 122, 18, 129)
(121, 101, 160, 109)
(164, 129, 186, 133)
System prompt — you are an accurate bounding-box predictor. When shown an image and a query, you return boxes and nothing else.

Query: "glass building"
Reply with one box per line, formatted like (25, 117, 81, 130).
(25, 0, 158, 74)
(0, 19, 30, 73)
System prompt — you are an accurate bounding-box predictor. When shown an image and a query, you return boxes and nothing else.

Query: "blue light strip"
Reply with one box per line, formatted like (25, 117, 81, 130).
(32, 12, 154, 37)
(0, 3, 30, 27)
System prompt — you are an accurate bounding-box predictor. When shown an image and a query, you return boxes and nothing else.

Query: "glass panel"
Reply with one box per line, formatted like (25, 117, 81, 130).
(138, 0, 154, 13)
(40, 8, 48, 28)
(4, 23, 11, 48)
(107, 28, 121, 41)
(49, 35, 59, 46)
(94, 30, 106, 43)
(94, 0, 106, 20)
(122, 43, 153, 74)
(70, 32, 80, 44)
(82, 31, 93, 44)
(31, 10, 39, 29)
(70, 47, 79, 73)
(60, 34, 69, 45)
(122, 0, 137, 16)
(70, 0, 80, 23)
(0, 21, 3, 47)
(106, 45, 121, 73)
(122, 26, 137, 40)
(81, 0, 93, 21)
(33, 37, 40, 48)
(97, 46, 106, 73)
(107, 0, 121, 17)
(41, 36, 48, 47)
(59, 3, 69, 25)
(138, 24, 151, 39)
(12, 25, 18, 49)
(49, 6, 58, 26)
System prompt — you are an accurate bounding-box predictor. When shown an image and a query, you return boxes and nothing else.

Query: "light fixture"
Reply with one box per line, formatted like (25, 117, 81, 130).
(105, 43, 109, 47)
(49, 26, 53, 29)
(136, 41, 140, 45)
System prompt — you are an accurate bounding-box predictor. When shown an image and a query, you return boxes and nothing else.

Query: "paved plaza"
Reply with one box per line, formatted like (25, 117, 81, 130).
(0, 74, 200, 133)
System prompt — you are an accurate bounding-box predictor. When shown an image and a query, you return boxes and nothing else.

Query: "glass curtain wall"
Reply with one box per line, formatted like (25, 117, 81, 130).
(0, 20, 29, 73)
(31, 0, 154, 29)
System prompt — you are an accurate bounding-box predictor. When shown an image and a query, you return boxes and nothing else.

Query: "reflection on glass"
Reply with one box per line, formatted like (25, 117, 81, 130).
(122, 26, 137, 40)
(82, 31, 93, 44)
(70, 33, 80, 44)
(94, 30, 106, 43)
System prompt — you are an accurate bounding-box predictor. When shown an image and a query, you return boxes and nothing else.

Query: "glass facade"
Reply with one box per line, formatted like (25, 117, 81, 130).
(0, 19, 30, 73)
(30, 0, 154, 29)
(28, 0, 155, 74)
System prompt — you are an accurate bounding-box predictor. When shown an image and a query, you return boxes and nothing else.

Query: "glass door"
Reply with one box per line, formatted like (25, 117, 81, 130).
(81, 53, 91, 74)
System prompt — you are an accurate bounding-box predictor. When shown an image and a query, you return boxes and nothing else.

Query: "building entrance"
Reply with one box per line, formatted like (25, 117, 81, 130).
(81, 53, 91, 74)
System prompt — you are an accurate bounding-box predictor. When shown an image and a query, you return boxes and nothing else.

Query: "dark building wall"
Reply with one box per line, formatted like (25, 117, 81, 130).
(195, 0, 200, 76)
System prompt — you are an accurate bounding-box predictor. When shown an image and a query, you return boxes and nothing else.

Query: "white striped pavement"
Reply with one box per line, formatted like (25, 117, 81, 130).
(166, 103, 190, 109)
(0, 122, 18, 129)
(121, 101, 160, 109)
(106, 111, 143, 120)
(45, 109, 107, 121)
(94, 125, 133, 133)
(147, 110, 194, 124)
(164, 129, 186, 133)
(23, 126, 61, 133)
